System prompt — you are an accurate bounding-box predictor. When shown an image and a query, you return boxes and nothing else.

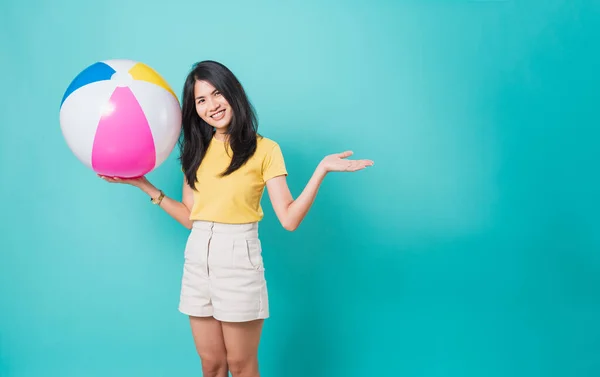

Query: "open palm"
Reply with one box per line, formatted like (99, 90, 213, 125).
(98, 174, 148, 188)
(320, 151, 374, 173)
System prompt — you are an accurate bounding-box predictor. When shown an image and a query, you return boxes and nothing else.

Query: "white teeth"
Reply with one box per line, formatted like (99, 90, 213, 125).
(211, 110, 225, 119)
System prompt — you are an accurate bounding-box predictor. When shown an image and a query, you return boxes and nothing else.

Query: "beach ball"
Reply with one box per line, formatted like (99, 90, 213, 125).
(59, 59, 181, 178)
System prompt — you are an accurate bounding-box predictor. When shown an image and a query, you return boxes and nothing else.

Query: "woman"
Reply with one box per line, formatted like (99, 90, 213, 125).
(100, 60, 373, 377)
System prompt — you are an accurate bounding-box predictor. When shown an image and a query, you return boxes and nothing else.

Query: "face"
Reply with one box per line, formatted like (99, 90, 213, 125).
(194, 80, 233, 132)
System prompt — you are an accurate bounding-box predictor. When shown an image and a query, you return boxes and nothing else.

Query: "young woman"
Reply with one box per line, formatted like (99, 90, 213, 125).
(100, 60, 373, 377)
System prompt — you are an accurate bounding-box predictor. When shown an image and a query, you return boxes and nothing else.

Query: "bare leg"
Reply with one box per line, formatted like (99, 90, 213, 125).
(222, 319, 264, 377)
(189, 316, 228, 377)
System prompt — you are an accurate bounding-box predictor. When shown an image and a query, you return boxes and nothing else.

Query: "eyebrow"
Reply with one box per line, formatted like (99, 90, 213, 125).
(195, 89, 219, 100)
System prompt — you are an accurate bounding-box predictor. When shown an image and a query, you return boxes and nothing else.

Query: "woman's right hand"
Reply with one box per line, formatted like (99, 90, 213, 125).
(98, 174, 149, 188)
(98, 174, 162, 199)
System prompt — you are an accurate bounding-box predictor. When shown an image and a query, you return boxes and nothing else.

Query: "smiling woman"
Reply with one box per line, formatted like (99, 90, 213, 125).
(98, 60, 373, 377)
(3, 0, 600, 376)
(195, 82, 231, 126)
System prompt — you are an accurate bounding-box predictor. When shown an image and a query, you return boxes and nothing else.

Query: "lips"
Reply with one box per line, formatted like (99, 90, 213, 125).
(211, 109, 225, 121)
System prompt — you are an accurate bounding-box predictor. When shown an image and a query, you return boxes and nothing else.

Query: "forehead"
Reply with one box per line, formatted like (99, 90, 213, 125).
(194, 80, 216, 97)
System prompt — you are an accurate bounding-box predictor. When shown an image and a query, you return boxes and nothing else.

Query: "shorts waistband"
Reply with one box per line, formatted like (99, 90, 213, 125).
(191, 220, 258, 239)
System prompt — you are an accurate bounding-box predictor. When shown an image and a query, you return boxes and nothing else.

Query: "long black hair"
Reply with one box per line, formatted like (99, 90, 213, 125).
(178, 60, 258, 190)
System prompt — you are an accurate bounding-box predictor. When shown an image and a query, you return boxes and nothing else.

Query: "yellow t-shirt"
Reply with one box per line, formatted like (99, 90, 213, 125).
(188, 136, 287, 224)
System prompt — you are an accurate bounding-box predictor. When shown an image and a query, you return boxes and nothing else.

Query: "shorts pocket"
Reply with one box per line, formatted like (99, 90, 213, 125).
(234, 238, 264, 271)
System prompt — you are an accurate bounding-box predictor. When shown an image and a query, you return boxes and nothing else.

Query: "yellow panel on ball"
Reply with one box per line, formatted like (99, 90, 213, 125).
(129, 62, 178, 100)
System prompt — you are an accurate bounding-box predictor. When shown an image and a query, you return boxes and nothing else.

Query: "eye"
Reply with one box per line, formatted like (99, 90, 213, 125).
(215, 91, 221, 96)
(196, 99, 205, 104)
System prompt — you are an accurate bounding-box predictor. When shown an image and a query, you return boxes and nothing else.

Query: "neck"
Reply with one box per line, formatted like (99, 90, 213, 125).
(213, 130, 228, 142)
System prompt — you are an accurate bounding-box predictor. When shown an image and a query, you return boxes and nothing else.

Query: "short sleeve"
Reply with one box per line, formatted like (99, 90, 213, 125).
(262, 143, 288, 182)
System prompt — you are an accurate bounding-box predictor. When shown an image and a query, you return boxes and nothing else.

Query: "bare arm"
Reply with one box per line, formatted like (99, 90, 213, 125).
(266, 151, 373, 231)
(100, 175, 195, 229)
(138, 177, 194, 229)
(266, 166, 326, 231)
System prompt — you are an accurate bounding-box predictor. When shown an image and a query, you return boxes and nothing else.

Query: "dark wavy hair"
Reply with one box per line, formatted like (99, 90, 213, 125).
(178, 60, 258, 190)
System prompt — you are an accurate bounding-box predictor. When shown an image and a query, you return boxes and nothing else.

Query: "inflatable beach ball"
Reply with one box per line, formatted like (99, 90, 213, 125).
(59, 59, 181, 178)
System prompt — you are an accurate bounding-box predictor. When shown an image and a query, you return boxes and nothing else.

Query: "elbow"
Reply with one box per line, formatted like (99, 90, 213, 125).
(282, 220, 299, 232)
(283, 224, 298, 232)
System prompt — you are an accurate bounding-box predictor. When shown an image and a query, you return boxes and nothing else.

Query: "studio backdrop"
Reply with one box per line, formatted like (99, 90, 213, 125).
(1, 0, 599, 376)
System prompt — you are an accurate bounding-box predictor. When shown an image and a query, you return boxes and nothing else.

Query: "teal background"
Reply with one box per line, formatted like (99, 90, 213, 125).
(1, 0, 599, 376)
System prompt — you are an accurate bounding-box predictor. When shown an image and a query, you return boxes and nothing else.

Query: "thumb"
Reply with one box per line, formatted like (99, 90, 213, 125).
(337, 150, 353, 159)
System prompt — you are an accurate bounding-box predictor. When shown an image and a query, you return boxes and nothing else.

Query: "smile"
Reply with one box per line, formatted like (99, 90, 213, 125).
(211, 110, 225, 121)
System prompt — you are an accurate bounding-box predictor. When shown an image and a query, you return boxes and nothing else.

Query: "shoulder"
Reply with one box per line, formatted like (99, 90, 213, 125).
(256, 135, 282, 154)
(257, 135, 279, 148)
(255, 135, 287, 176)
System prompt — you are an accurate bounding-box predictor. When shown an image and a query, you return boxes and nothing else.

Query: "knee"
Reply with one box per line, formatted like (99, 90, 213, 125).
(227, 356, 258, 377)
(200, 356, 228, 377)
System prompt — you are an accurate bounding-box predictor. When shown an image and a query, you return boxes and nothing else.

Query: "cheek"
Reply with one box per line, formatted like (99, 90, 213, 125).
(196, 109, 210, 123)
(219, 97, 231, 108)
(195, 104, 205, 117)
(220, 100, 233, 117)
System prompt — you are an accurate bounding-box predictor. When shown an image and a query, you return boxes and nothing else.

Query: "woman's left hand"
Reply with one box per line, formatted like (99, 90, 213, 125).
(318, 151, 374, 173)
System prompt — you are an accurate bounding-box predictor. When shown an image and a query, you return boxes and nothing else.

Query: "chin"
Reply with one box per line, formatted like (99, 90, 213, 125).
(213, 123, 229, 132)
(215, 120, 233, 130)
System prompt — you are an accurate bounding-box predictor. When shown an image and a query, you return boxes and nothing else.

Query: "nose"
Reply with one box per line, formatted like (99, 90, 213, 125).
(207, 98, 220, 112)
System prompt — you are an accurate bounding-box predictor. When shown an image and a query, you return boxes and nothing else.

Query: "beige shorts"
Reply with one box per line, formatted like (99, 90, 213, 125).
(178, 220, 269, 322)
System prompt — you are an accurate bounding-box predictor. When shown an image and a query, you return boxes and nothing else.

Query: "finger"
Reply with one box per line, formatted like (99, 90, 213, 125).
(345, 161, 361, 171)
(354, 162, 367, 171)
(337, 150, 353, 159)
(99, 175, 117, 183)
(347, 160, 372, 171)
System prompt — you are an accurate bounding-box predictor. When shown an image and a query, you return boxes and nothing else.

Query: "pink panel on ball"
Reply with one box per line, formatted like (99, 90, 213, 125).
(91, 87, 156, 178)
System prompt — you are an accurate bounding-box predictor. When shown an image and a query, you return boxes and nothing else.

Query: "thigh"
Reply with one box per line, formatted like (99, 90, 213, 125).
(189, 316, 227, 361)
(222, 319, 264, 361)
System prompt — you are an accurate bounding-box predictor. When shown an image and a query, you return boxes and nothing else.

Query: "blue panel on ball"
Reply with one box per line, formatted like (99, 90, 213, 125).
(60, 62, 116, 107)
